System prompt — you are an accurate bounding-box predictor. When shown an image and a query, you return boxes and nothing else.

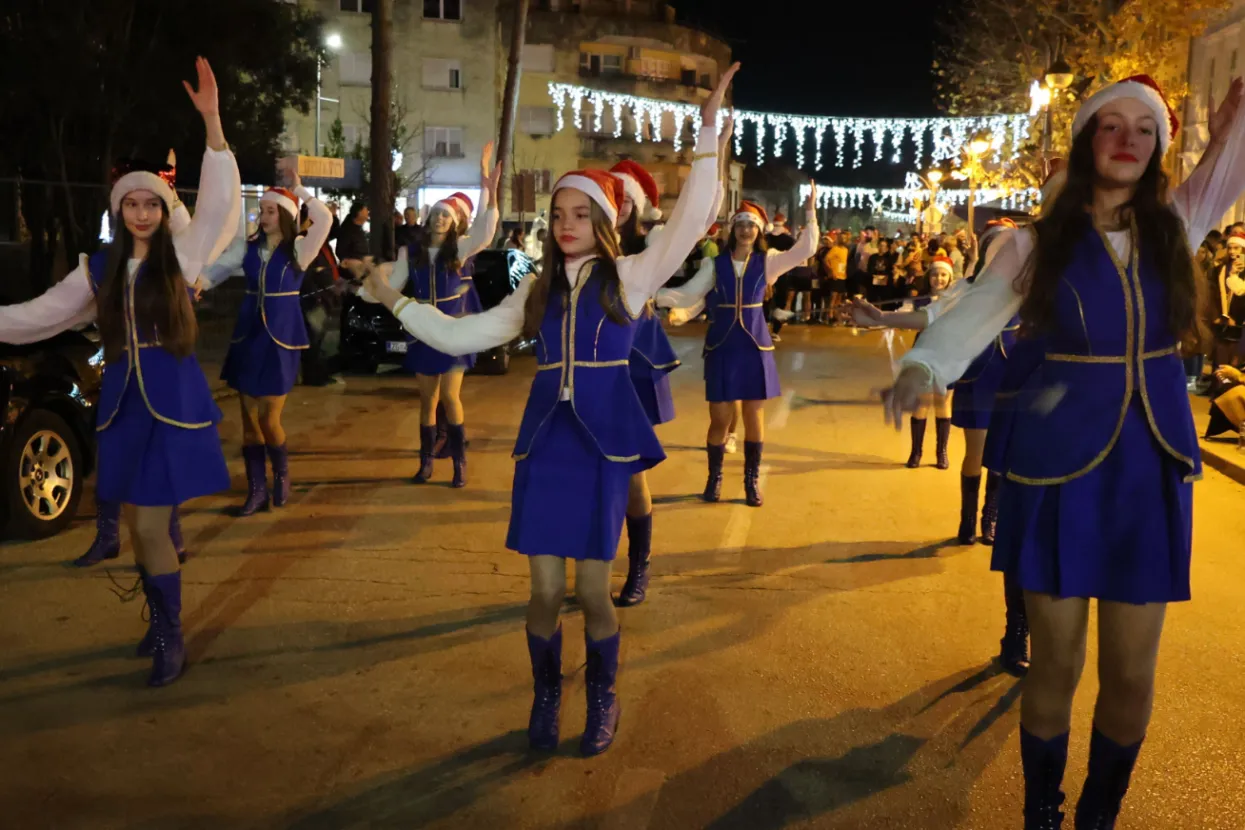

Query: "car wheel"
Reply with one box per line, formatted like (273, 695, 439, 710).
(4, 409, 84, 539)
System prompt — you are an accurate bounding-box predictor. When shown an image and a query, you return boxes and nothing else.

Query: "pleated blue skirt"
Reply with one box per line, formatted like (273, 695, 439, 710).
(703, 328, 781, 403)
(96, 382, 231, 506)
(991, 395, 1193, 604)
(630, 362, 675, 426)
(403, 340, 475, 376)
(506, 403, 652, 561)
(221, 330, 302, 398)
(951, 355, 1008, 430)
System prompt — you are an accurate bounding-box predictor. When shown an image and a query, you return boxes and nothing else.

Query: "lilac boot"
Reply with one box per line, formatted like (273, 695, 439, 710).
(413, 425, 436, 483)
(614, 514, 652, 607)
(526, 626, 563, 750)
(144, 571, 186, 687)
(744, 441, 764, 507)
(267, 444, 291, 507)
(580, 630, 621, 756)
(448, 424, 467, 488)
(74, 500, 121, 567)
(236, 445, 270, 516)
(702, 443, 725, 503)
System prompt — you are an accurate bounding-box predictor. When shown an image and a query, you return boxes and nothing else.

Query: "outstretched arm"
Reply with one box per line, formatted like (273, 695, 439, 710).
(293, 184, 333, 271)
(656, 255, 715, 309)
(459, 141, 503, 260)
(1174, 77, 1245, 245)
(0, 258, 96, 344)
(764, 185, 819, 285)
(198, 238, 247, 290)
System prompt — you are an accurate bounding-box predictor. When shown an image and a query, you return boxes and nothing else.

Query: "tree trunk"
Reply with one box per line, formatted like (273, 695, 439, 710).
(369, 0, 394, 260)
(497, 0, 531, 232)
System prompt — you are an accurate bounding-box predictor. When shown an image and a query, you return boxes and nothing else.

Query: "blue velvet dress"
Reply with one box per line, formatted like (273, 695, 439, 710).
(220, 241, 308, 397)
(86, 251, 230, 506)
(401, 247, 480, 375)
(703, 252, 781, 402)
(629, 302, 680, 425)
(951, 319, 1020, 429)
(990, 228, 1200, 604)
(506, 264, 666, 561)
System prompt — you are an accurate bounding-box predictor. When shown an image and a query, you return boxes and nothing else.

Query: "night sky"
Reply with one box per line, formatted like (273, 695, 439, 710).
(674, 0, 941, 187)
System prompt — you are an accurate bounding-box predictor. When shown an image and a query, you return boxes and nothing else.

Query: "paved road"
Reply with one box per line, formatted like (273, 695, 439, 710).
(2, 325, 1243, 829)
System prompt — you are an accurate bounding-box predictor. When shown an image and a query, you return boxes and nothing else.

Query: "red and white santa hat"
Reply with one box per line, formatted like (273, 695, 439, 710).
(1227, 230, 1245, 249)
(1071, 74, 1180, 152)
(552, 169, 624, 226)
(261, 187, 301, 219)
(929, 253, 955, 276)
(731, 201, 769, 231)
(110, 159, 178, 215)
(434, 191, 475, 226)
(610, 160, 662, 222)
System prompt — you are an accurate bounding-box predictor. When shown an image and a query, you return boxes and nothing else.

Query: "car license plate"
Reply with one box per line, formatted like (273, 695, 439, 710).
(386, 341, 408, 354)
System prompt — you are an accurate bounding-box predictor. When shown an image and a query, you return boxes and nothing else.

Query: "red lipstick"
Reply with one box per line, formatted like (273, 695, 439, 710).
(1111, 153, 1139, 163)
(558, 234, 575, 244)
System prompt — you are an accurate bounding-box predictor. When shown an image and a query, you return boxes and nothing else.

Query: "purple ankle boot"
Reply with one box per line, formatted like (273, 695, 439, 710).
(144, 571, 186, 687)
(267, 444, 291, 507)
(74, 500, 121, 567)
(236, 445, 270, 516)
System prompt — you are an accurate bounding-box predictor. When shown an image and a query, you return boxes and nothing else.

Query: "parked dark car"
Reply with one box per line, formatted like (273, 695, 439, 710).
(339, 248, 536, 375)
(0, 329, 102, 538)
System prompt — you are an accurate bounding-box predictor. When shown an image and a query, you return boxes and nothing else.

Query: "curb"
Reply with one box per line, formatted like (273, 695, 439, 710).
(1190, 392, 1245, 486)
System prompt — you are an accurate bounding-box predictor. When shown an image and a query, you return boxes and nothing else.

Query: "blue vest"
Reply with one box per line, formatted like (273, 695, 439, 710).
(402, 244, 478, 318)
(954, 317, 1020, 386)
(512, 262, 664, 463)
(630, 302, 680, 377)
(230, 240, 308, 350)
(86, 251, 219, 431)
(1003, 228, 1200, 484)
(705, 252, 773, 352)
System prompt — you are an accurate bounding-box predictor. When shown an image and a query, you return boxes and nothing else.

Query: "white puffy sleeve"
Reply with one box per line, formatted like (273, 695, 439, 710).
(1172, 100, 1245, 245)
(615, 128, 719, 309)
(390, 275, 532, 356)
(655, 255, 715, 309)
(897, 230, 1030, 392)
(173, 148, 241, 285)
(459, 205, 500, 261)
(199, 238, 247, 290)
(764, 215, 819, 285)
(0, 257, 97, 344)
(357, 250, 409, 303)
(293, 185, 332, 271)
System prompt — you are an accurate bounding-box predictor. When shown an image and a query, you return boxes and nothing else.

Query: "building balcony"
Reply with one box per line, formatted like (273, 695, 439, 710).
(577, 66, 712, 99)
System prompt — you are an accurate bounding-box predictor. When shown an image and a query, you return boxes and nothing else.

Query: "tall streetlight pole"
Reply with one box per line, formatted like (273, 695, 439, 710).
(965, 138, 990, 231)
(315, 33, 343, 156)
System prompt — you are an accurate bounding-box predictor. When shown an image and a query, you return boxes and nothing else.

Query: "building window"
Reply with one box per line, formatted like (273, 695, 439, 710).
(523, 44, 556, 73)
(339, 0, 374, 11)
(339, 51, 372, 86)
(424, 0, 462, 20)
(342, 124, 362, 151)
(520, 169, 553, 194)
(426, 127, 464, 158)
(520, 106, 556, 136)
(602, 54, 623, 74)
(423, 58, 463, 90)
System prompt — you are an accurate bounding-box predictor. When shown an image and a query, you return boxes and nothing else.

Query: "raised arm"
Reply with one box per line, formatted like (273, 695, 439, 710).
(356, 248, 409, 303)
(1173, 77, 1245, 245)
(175, 58, 242, 284)
(198, 238, 246, 290)
(764, 186, 819, 285)
(362, 266, 530, 355)
(655, 255, 715, 309)
(615, 64, 738, 308)
(293, 184, 332, 271)
(0, 258, 96, 344)
(459, 141, 503, 260)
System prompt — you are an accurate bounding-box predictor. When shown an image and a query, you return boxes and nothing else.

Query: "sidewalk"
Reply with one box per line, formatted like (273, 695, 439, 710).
(1190, 392, 1245, 485)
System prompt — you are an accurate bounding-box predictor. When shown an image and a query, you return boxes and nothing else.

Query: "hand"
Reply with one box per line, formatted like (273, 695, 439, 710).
(667, 307, 691, 326)
(881, 365, 932, 430)
(277, 157, 300, 190)
(1210, 77, 1244, 144)
(849, 297, 884, 327)
(182, 56, 220, 116)
(701, 61, 740, 127)
(192, 278, 204, 302)
(804, 180, 817, 217)
(166, 148, 177, 167)
(362, 267, 388, 301)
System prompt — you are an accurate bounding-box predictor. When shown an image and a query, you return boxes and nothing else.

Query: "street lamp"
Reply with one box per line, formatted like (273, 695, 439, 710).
(915, 170, 943, 234)
(964, 138, 990, 230)
(315, 33, 343, 157)
(1040, 51, 1076, 162)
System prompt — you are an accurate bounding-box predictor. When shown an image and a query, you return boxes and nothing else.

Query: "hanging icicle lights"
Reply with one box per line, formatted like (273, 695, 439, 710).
(799, 182, 1043, 214)
(547, 82, 1032, 170)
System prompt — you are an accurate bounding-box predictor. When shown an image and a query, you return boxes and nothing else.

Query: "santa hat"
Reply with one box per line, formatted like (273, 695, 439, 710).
(261, 187, 300, 219)
(930, 253, 955, 276)
(610, 160, 662, 222)
(434, 192, 474, 226)
(985, 217, 1018, 229)
(707, 223, 721, 237)
(553, 169, 624, 226)
(732, 201, 769, 231)
(1227, 230, 1245, 249)
(110, 158, 177, 215)
(1072, 74, 1180, 151)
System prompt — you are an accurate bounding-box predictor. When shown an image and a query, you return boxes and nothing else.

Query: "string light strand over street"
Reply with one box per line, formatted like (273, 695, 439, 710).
(547, 81, 1032, 171)
(798, 179, 1042, 214)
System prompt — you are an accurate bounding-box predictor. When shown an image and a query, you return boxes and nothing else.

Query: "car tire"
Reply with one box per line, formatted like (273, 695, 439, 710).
(3, 409, 84, 539)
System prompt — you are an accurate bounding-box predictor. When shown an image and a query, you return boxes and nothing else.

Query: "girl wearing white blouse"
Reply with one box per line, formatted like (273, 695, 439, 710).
(362, 64, 737, 756)
(0, 58, 240, 687)
(884, 74, 1245, 828)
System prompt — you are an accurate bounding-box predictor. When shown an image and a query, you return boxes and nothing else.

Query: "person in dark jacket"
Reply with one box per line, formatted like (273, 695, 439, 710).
(300, 204, 343, 386)
(336, 201, 371, 276)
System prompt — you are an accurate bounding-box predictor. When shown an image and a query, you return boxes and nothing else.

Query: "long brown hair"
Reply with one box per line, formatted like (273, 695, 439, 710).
(414, 225, 462, 274)
(1019, 114, 1200, 345)
(98, 207, 197, 362)
(617, 210, 645, 256)
(522, 201, 627, 338)
(248, 207, 300, 262)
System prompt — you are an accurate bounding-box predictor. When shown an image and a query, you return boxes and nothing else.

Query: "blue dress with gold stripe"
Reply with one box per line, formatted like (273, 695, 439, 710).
(629, 303, 680, 425)
(220, 240, 308, 397)
(401, 245, 480, 376)
(87, 251, 230, 506)
(702, 252, 781, 402)
(990, 227, 1199, 604)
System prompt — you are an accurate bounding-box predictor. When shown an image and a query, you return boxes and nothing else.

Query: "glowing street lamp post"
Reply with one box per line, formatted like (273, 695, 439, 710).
(315, 33, 344, 157)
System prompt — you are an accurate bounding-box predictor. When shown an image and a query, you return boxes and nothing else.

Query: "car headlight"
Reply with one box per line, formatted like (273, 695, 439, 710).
(88, 349, 105, 369)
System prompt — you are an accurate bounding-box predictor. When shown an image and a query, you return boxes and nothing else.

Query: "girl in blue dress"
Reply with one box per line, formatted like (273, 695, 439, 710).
(362, 64, 736, 756)
(657, 195, 819, 507)
(361, 146, 500, 487)
(0, 57, 240, 687)
(885, 74, 1245, 828)
(608, 153, 727, 608)
(201, 166, 332, 514)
